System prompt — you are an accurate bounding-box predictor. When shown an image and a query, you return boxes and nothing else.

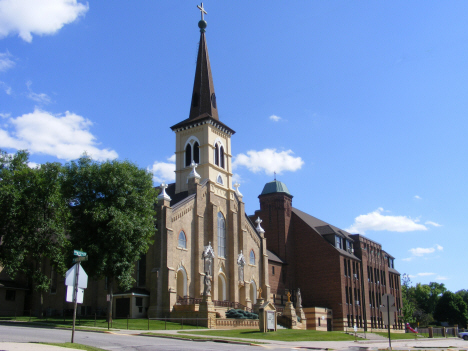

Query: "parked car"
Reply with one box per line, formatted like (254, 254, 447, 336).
(458, 331, 468, 340)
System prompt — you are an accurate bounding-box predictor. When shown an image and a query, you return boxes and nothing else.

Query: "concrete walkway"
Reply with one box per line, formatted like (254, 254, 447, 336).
(2, 323, 468, 351)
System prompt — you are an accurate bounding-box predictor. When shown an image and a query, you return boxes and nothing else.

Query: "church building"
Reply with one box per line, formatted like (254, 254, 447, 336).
(145, 11, 270, 318)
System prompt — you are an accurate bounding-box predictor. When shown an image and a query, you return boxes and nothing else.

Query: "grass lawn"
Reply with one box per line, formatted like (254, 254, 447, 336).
(38, 342, 106, 350)
(0, 316, 206, 331)
(179, 329, 361, 341)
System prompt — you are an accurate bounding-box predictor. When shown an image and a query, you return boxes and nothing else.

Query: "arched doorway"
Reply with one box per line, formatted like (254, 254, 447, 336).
(250, 280, 257, 304)
(177, 267, 187, 300)
(218, 274, 226, 301)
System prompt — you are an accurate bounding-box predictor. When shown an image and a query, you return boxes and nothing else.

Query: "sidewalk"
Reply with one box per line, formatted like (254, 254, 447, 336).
(2, 323, 468, 351)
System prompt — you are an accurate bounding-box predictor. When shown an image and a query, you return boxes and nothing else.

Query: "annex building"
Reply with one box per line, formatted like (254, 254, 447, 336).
(0, 7, 403, 332)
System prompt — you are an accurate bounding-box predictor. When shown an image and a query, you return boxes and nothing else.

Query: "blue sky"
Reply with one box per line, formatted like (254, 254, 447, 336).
(1, 1, 467, 292)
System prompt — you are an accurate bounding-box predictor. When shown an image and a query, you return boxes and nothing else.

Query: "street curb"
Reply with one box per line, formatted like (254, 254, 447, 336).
(140, 333, 260, 346)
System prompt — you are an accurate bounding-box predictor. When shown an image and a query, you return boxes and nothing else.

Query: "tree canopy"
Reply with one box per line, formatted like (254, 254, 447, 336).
(0, 150, 70, 314)
(63, 155, 157, 321)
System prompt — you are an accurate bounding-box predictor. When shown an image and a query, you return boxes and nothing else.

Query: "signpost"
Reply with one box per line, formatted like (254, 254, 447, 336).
(66, 250, 88, 343)
(380, 293, 397, 349)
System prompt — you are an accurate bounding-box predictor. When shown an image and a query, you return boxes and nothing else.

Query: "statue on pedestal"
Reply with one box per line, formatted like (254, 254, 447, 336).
(203, 271, 212, 297)
(297, 288, 302, 308)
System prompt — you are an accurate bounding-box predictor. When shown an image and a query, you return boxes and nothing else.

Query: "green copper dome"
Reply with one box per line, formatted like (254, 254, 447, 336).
(260, 180, 291, 196)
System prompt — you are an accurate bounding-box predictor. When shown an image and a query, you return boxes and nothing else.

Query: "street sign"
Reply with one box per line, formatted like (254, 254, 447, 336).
(74, 250, 87, 257)
(380, 294, 397, 326)
(65, 263, 88, 289)
(66, 285, 84, 304)
(72, 256, 88, 263)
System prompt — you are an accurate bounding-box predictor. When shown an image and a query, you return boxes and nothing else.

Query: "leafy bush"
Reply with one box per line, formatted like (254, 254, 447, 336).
(225, 309, 258, 320)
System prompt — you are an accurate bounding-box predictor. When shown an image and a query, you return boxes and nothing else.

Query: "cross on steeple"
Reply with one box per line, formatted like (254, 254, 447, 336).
(197, 3, 207, 20)
(274, 172, 276, 181)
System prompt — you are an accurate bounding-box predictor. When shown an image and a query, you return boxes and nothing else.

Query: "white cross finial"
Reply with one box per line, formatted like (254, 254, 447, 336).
(255, 217, 265, 234)
(188, 161, 201, 179)
(233, 181, 243, 197)
(157, 182, 171, 201)
(197, 3, 207, 20)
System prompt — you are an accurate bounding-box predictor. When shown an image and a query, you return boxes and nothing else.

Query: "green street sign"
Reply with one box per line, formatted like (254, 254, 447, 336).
(74, 250, 87, 257)
(72, 256, 88, 263)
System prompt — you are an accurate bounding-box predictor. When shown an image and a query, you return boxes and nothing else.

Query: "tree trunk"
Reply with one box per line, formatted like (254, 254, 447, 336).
(107, 277, 113, 324)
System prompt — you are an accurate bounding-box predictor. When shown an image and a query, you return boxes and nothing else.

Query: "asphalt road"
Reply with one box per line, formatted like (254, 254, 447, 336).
(0, 324, 270, 351)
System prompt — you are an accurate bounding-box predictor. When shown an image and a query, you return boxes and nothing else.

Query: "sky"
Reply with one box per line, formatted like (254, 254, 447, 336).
(1, 1, 467, 293)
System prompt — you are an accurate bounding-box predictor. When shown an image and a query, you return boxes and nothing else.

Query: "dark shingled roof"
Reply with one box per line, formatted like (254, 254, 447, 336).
(267, 250, 284, 264)
(291, 207, 360, 260)
(260, 180, 291, 196)
(0, 280, 28, 290)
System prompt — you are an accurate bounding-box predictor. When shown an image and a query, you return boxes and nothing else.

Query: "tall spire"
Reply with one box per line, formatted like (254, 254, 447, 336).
(189, 3, 219, 121)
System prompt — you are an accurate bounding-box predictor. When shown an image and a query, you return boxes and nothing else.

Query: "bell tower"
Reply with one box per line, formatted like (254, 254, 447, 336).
(170, 3, 235, 194)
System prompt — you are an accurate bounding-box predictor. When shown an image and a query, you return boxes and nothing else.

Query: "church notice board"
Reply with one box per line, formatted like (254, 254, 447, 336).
(267, 310, 275, 330)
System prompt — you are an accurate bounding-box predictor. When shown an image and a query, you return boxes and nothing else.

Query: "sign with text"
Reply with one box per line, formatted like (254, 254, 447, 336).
(72, 256, 88, 263)
(73, 250, 87, 257)
(267, 311, 275, 330)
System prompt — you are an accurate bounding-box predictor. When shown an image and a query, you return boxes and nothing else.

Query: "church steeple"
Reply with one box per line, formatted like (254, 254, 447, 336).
(189, 4, 218, 121)
(171, 4, 235, 195)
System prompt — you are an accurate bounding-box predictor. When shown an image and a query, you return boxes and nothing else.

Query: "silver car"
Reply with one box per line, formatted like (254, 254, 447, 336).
(458, 332, 468, 340)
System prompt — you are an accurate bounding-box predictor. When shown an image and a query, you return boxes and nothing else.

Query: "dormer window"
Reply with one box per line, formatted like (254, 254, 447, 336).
(335, 236, 342, 249)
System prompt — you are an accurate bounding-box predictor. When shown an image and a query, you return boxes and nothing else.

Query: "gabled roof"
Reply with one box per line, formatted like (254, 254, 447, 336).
(292, 208, 354, 241)
(267, 250, 284, 264)
(291, 207, 359, 260)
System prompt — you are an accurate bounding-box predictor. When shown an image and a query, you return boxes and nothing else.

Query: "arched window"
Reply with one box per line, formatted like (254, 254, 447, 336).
(185, 144, 192, 167)
(214, 143, 219, 166)
(249, 250, 255, 265)
(217, 212, 226, 257)
(193, 142, 200, 164)
(220, 146, 225, 169)
(178, 231, 187, 249)
(216, 174, 223, 185)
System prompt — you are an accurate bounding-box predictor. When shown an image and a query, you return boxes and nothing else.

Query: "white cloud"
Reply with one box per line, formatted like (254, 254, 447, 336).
(0, 108, 118, 161)
(0, 51, 14, 71)
(402, 257, 413, 262)
(346, 207, 428, 234)
(233, 148, 304, 175)
(26, 81, 51, 104)
(27, 161, 39, 168)
(425, 221, 442, 227)
(417, 272, 436, 277)
(436, 275, 448, 281)
(269, 115, 281, 122)
(232, 173, 243, 184)
(0, 81, 11, 94)
(406, 244, 443, 260)
(149, 156, 175, 184)
(414, 195, 422, 200)
(0, 0, 89, 43)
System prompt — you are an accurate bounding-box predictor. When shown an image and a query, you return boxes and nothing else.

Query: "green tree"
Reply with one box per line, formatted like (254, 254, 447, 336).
(434, 291, 468, 326)
(456, 290, 468, 306)
(0, 150, 70, 316)
(401, 274, 416, 324)
(63, 155, 157, 323)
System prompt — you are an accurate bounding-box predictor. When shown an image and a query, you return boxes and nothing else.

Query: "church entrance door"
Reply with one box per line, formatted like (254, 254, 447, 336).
(218, 274, 226, 301)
